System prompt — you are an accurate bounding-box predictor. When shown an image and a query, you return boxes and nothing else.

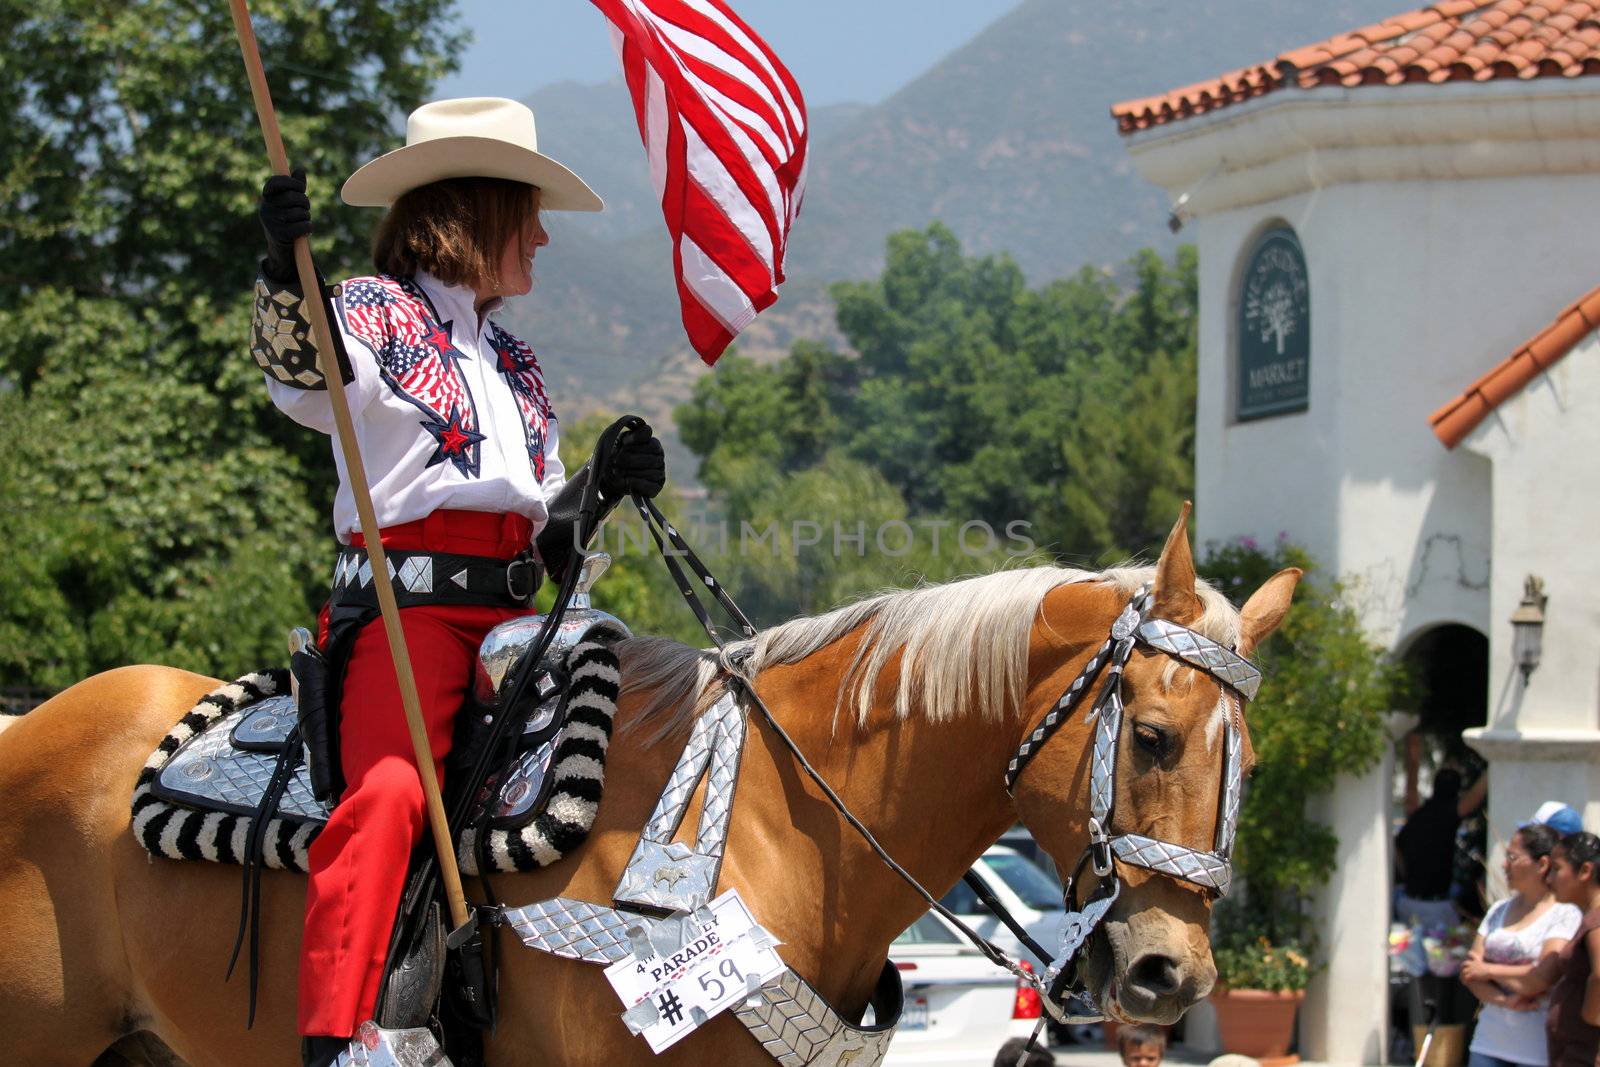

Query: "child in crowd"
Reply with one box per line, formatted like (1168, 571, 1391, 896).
(994, 1036, 1055, 1067)
(1119, 1024, 1169, 1067)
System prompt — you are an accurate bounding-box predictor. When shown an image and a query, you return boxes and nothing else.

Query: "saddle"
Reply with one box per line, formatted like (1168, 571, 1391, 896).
(132, 590, 628, 878)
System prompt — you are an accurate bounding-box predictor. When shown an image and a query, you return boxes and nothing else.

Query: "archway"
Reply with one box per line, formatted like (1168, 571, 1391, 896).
(1388, 623, 1490, 1062)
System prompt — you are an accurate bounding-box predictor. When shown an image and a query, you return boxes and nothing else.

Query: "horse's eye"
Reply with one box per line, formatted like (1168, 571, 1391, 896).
(1133, 722, 1169, 757)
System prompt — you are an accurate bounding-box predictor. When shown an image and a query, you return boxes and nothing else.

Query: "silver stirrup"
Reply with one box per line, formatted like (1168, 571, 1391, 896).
(328, 1022, 451, 1067)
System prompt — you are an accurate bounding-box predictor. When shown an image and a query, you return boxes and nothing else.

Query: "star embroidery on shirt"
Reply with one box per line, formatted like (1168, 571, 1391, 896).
(423, 321, 456, 359)
(419, 404, 487, 474)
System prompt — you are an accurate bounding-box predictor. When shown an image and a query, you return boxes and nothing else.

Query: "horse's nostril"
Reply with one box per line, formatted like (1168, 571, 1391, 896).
(1129, 952, 1183, 998)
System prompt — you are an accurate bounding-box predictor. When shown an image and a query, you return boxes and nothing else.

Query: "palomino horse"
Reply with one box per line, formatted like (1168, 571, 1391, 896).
(0, 510, 1298, 1066)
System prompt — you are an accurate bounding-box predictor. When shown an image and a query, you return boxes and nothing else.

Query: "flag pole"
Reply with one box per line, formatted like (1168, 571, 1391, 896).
(226, 0, 472, 933)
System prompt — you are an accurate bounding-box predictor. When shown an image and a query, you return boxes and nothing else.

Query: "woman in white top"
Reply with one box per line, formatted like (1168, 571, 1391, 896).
(1461, 823, 1583, 1067)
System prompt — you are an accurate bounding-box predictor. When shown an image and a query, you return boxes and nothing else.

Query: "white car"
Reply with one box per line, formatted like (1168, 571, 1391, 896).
(939, 844, 1066, 972)
(884, 909, 1045, 1065)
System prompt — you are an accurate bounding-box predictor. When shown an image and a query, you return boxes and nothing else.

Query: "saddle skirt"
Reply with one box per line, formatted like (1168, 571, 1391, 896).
(132, 610, 625, 876)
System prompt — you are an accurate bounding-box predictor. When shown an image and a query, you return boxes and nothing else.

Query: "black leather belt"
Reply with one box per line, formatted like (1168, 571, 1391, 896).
(330, 546, 542, 610)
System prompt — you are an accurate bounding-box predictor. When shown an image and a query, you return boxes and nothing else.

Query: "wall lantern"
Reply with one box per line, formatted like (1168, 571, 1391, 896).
(1510, 575, 1547, 682)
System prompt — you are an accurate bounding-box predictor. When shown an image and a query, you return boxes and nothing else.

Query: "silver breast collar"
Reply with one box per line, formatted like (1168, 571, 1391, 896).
(501, 691, 899, 1066)
(1004, 585, 1259, 1016)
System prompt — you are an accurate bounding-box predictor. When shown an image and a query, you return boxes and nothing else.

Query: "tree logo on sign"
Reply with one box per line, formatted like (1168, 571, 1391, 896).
(1236, 227, 1311, 421)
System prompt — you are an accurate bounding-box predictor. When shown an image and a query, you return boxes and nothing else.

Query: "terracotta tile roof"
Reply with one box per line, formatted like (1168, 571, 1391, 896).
(1429, 283, 1600, 447)
(1113, 0, 1600, 133)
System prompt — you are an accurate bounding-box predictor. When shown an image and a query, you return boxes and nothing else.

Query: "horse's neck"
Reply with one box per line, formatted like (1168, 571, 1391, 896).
(736, 644, 1020, 1014)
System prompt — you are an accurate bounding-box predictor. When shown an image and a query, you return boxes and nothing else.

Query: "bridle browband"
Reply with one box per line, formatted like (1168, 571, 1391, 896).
(1003, 585, 1260, 1020)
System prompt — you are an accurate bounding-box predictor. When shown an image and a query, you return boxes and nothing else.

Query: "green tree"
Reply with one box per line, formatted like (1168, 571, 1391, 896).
(679, 225, 1199, 572)
(0, 0, 464, 685)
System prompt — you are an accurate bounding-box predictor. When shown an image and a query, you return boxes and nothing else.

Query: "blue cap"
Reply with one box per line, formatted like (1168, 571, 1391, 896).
(1521, 801, 1584, 837)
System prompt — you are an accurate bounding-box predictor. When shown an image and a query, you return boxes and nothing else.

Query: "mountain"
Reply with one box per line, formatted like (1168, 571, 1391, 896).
(499, 0, 1412, 426)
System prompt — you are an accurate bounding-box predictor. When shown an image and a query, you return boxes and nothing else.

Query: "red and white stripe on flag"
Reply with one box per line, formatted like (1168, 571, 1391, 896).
(590, 0, 808, 365)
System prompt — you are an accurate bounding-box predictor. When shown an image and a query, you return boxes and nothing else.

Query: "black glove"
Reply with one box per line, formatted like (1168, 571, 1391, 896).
(259, 169, 311, 283)
(597, 419, 666, 500)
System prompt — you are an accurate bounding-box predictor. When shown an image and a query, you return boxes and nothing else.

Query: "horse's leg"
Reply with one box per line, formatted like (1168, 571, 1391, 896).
(0, 668, 217, 1065)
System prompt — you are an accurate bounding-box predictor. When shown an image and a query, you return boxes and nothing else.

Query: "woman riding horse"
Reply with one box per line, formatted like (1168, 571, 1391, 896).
(0, 506, 1300, 1066)
(252, 96, 665, 1066)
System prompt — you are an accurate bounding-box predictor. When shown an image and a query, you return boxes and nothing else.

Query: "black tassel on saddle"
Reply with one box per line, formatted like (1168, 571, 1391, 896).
(227, 726, 307, 1028)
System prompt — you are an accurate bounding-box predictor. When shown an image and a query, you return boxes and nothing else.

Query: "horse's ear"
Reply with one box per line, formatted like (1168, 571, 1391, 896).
(1152, 502, 1203, 624)
(1236, 568, 1302, 657)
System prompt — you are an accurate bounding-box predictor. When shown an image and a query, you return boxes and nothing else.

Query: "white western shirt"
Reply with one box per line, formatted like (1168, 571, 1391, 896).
(265, 270, 564, 544)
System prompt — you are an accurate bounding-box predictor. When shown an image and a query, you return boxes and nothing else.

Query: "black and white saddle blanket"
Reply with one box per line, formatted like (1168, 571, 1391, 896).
(131, 626, 622, 877)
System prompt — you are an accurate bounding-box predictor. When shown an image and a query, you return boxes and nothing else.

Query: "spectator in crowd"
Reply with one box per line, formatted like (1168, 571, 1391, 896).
(994, 1036, 1053, 1067)
(1398, 767, 1467, 926)
(1460, 821, 1580, 1067)
(1462, 832, 1600, 1067)
(1528, 804, 1586, 839)
(1118, 1024, 1168, 1067)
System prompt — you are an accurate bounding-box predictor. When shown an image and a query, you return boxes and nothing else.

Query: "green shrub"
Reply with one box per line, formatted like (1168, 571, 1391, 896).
(1198, 537, 1410, 979)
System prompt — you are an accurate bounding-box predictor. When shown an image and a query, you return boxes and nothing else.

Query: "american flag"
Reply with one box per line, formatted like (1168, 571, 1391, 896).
(341, 277, 484, 476)
(591, 0, 808, 365)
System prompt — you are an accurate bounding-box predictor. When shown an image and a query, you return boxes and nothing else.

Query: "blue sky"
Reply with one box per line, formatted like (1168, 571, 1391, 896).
(436, 0, 1024, 106)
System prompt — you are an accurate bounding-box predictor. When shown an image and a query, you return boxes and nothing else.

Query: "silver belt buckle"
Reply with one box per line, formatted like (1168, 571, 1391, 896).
(505, 557, 537, 602)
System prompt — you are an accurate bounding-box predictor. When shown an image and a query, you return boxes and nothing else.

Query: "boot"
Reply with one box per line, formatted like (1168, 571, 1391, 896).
(301, 1022, 452, 1066)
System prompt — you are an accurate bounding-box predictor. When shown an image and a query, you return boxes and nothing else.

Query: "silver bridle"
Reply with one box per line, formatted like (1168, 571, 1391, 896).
(1002, 585, 1260, 1019)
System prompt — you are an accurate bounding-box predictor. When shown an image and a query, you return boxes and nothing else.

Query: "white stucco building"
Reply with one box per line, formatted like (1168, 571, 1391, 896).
(1111, 2, 1600, 1061)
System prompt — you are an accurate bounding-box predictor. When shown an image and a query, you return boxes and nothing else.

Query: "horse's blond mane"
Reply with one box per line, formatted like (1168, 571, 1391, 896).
(616, 565, 1241, 743)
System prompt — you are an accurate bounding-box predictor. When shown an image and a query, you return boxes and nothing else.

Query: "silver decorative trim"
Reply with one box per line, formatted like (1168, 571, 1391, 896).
(1044, 884, 1120, 993)
(1136, 618, 1262, 699)
(397, 555, 433, 594)
(1218, 694, 1243, 856)
(339, 1021, 451, 1066)
(1111, 834, 1231, 894)
(613, 840, 723, 915)
(641, 699, 720, 844)
(615, 692, 746, 912)
(733, 969, 896, 1067)
(492, 738, 557, 821)
(474, 608, 630, 706)
(158, 701, 330, 822)
(1088, 685, 1123, 824)
(232, 696, 296, 747)
(502, 897, 637, 964)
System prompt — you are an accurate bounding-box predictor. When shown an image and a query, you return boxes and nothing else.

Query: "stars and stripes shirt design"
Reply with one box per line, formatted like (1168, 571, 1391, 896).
(488, 322, 553, 483)
(339, 276, 487, 477)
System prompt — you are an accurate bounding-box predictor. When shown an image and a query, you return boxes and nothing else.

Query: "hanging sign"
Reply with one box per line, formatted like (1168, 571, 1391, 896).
(1237, 227, 1311, 421)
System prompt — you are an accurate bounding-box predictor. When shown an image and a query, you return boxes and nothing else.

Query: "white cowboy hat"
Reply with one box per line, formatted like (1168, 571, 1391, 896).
(341, 97, 604, 212)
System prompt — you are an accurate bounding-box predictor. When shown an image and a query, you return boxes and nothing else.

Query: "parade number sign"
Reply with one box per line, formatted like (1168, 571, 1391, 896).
(1237, 227, 1310, 421)
(605, 890, 786, 1053)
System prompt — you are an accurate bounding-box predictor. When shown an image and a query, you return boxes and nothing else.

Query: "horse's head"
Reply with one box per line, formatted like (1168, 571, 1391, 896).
(1011, 505, 1299, 1025)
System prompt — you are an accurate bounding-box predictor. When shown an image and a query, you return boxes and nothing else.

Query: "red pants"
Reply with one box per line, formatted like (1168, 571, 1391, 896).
(298, 511, 532, 1038)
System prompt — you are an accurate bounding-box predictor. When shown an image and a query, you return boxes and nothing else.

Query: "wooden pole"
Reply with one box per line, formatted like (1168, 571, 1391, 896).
(226, 0, 472, 932)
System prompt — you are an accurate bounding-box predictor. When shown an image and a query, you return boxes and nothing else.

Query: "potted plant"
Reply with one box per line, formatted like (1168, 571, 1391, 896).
(1210, 908, 1314, 1067)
